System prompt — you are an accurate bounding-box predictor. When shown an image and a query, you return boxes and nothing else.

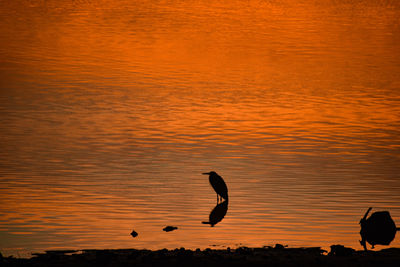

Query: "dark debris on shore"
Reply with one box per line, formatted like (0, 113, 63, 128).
(2, 245, 400, 267)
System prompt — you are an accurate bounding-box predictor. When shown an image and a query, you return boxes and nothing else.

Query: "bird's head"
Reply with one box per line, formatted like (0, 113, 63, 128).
(202, 171, 217, 176)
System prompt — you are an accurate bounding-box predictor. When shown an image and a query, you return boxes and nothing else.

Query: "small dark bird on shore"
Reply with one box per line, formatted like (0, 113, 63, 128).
(203, 171, 229, 203)
(130, 230, 138, 238)
(163, 226, 178, 232)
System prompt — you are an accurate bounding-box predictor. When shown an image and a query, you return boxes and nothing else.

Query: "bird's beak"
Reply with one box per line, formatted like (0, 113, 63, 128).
(202, 172, 210, 175)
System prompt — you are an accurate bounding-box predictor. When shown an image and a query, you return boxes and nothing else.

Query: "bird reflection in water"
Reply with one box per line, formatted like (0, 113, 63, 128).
(202, 200, 229, 227)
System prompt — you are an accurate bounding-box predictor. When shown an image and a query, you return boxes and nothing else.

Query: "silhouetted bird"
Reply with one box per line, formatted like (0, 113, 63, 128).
(130, 230, 138, 238)
(202, 200, 228, 227)
(203, 171, 229, 203)
(359, 207, 399, 250)
(163, 226, 178, 232)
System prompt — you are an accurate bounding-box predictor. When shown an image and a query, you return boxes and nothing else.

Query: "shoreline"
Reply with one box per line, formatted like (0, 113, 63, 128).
(2, 245, 400, 267)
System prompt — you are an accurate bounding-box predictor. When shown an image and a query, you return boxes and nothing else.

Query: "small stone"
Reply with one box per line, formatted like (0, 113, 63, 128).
(130, 230, 138, 237)
(163, 226, 178, 232)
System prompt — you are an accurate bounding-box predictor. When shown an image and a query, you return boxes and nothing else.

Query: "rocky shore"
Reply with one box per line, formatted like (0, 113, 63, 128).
(2, 245, 400, 267)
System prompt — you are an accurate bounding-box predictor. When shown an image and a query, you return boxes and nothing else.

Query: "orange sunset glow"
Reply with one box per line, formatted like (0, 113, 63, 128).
(1, 0, 400, 260)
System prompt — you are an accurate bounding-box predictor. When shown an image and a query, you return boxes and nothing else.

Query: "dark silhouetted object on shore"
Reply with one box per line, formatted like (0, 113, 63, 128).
(163, 226, 178, 232)
(130, 230, 138, 238)
(202, 171, 229, 203)
(359, 207, 399, 251)
(329, 245, 355, 256)
(274, 244, 288, 250)
(202, 200, 228, 227)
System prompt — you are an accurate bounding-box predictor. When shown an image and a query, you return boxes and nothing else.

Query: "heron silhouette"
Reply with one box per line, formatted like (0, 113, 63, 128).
(203, 171, 229, 203)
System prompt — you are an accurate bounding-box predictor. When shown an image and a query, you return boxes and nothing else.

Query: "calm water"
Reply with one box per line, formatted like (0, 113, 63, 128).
(1, 0, 400, 256)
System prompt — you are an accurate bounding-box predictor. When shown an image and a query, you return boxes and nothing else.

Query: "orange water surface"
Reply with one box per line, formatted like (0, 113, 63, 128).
(0, 0, 400, 257)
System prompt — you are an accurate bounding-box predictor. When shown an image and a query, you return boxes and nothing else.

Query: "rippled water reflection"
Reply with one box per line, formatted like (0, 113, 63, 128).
(1, 0, 400, 256)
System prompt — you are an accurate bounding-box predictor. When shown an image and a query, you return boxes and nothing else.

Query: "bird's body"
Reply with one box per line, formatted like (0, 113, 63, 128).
(203, 171, 229, 203)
